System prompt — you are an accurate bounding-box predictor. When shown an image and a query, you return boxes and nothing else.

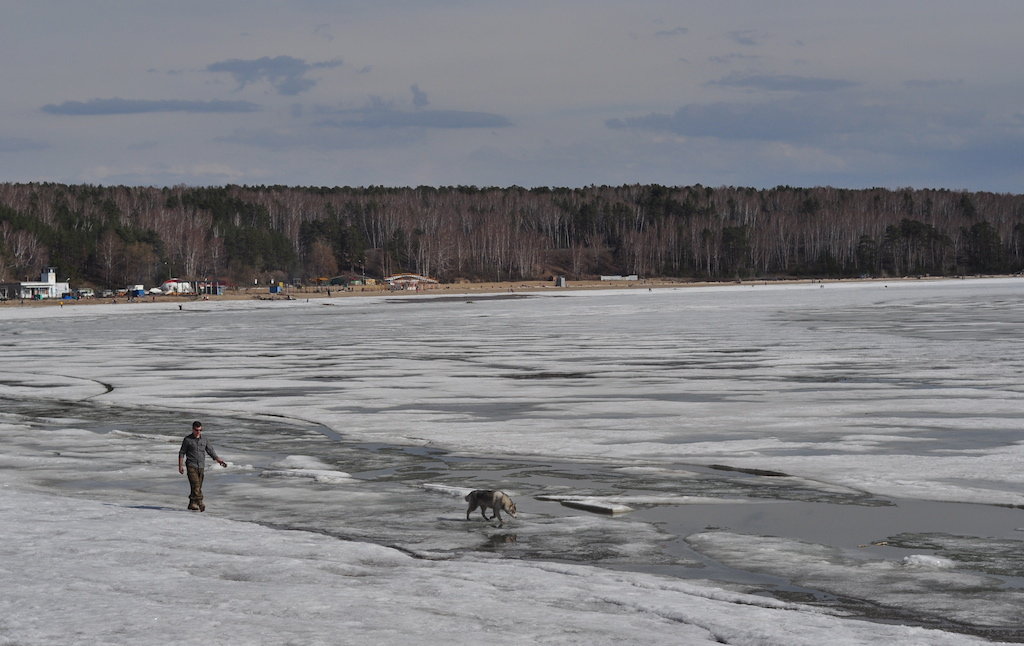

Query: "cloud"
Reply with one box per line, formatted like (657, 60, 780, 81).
(708, 53, 760, 65)
(903, 79, 965, 89)
(41, 98, 261, 115)
(604, 96, 1007, 190)
(310, 98, 511, 130)
(319, 108, 512, 129)
(0, 136, 47, 152)
(218, 126, 423, 151)
(606, 100, 882, 142)
(207, 56, 343, 95)
(655, 27, 689, 38)
(608, 103, 815, 140)
(410, 84, 429, 108)
(313, 24, 335, 42)
(218, 92, 512, 153)
(710, 72, 858, 93)
(728, 30, 762, 46)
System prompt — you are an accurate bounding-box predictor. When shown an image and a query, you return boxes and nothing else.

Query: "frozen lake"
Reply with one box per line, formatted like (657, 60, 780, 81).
(2, 278, 1023, 644)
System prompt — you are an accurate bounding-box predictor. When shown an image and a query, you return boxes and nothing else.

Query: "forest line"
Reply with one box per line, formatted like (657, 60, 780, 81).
(1, 182, 1022, 288)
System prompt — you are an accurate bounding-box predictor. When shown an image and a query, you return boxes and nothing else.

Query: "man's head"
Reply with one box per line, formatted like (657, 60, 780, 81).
(192, 421, 203, 436)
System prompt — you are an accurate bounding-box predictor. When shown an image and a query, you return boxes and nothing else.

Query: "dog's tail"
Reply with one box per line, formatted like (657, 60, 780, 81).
(464, 492, 473, 501)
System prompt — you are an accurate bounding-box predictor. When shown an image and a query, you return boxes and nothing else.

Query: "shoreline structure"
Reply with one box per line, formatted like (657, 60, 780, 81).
(1, 274, 1011, 308)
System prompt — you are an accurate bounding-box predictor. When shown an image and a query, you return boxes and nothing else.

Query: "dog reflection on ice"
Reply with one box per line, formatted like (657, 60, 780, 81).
(465, 490, 517, 526)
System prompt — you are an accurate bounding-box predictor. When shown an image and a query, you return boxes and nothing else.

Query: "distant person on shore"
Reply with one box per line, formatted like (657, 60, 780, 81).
(177, 420, 227, 511)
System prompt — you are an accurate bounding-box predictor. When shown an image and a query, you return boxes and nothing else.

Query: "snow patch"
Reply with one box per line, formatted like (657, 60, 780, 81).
(536, 495, 634, 514)
(421, 483, 474, 498)
(260, 469, 353, 484)
(901, 554, 956, 569)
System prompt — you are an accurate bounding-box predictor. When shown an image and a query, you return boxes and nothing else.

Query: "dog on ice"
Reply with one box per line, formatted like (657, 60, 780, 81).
(465, 490, 517, 526)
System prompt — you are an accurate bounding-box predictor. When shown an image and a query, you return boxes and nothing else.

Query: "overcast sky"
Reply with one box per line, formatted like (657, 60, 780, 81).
(3, 1, 1022, 191)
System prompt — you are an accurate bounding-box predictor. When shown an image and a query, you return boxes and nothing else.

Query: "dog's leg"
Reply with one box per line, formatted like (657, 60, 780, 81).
(466, 502, 477, 520)
(480, 507, 491, 520)
(493, 507, 503, 526)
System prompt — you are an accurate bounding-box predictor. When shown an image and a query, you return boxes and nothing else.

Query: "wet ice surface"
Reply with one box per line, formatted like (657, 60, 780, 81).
(3, 279, 1024, 644)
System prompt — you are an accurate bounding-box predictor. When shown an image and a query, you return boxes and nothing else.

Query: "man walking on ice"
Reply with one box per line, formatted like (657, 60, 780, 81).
(178, 420, 227, 511)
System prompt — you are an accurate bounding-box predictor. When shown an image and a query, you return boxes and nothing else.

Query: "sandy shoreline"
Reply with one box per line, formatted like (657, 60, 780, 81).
(0, 274, 1010, 308)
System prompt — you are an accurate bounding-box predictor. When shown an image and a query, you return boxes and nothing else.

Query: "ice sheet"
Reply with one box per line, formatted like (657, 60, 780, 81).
(6, 280, 1024, 506)
(4, 278, 1024, 642)
(0, 488, 1005, 646)
(687, 530, 1024, 630)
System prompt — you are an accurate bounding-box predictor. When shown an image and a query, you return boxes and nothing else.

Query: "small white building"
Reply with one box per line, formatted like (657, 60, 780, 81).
(158, 279, 194, 294)
(1, 267, 71, 299)
(384, 273, 439, 290)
